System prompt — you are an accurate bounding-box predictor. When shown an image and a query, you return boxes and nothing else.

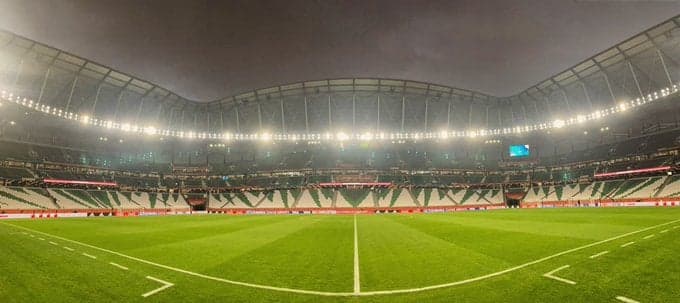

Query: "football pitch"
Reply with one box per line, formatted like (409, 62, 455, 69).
(1, 207, 679, 302)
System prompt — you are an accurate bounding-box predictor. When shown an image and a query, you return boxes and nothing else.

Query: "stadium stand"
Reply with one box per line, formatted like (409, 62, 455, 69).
(0, 167, 34, 179)
(2, 16, 680, 214)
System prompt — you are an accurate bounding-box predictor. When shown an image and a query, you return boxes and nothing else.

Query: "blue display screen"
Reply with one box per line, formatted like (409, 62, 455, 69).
(509, 145, 530, 157)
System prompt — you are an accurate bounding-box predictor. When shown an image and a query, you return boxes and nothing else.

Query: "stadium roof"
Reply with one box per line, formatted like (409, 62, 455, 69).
(0, 0, 678, 101)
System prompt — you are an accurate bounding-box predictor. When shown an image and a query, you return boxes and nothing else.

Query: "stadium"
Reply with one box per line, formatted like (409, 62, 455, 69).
(1, 2, 680, 302)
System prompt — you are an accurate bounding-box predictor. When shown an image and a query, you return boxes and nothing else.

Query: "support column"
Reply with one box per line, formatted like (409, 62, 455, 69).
(401, 96, 406, 132)
(91, 84, 102, 115)
(113, 90, 125, 120)
(181, 110, 185, 130)
(257, 103, 263, 131)
(280, 98, 286, 133)
(602, 73, 617, 104)
(467, 102, 473, 129)
(303, 96, 309, 133)
(65, 76, 79, 112)
(498, 107, 502, 129)
(37, 68, 51, 103)
(447, 99, 452, 129)
(328, 95, 332, 129)
(352, 94, 356, 132)
(220, 105, 225, 130)
(235, 107, 240, 133)
(12, 59, 24, 89)
(580, 82, 593, 110)
(561, 90, 571, 113)
(376, 95, 380, 132)
(657, 49, 674, 87)
(627, 61, 644, 98)
(424, 98, 429, 132)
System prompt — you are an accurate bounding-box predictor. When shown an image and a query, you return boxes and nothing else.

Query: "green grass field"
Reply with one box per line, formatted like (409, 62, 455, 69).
(1, 207, 679, 302)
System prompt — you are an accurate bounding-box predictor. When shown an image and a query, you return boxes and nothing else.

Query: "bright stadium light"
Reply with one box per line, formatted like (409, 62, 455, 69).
(552, 119, 565, 128)
(144, 126, 157, 135)
(336, 132, 349, 141)
(1, 82, 679, 142)
(359, 132, 373, 141)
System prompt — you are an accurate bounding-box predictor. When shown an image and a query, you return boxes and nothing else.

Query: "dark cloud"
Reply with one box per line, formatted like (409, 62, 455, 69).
(0, 0, 677, 101)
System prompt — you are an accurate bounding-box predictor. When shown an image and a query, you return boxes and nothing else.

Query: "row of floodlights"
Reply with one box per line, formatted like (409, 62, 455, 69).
(1, 84, 678, 142)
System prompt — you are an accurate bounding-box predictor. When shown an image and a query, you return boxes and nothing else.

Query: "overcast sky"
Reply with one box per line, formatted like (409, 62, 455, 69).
(0, 0, 678, 101)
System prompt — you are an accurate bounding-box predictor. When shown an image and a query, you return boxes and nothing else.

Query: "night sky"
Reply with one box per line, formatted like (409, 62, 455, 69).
(0, 0, 678, 101)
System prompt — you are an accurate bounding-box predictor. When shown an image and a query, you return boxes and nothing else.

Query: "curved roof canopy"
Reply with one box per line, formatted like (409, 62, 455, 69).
(1, 15, 680, 138)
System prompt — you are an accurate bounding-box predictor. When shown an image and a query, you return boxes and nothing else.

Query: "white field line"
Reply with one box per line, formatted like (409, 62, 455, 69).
(63, 246, 75, 251)
(589, 251, 609, 259)
(82, 253, 97, 259)
(659, 229, 669, 234)
(38, 237, 45, 241)
(109, 262, 128, 270)
(142, 276, 174, 298)
(29, 234, 34, 238)
(48, 241, 58, 245)
(542, 265, 576, 285)
(620, 241, 635, 248)
(616, 296, 640, 303)
(353, 215, 360, 294)
(643, 234, 655, 239)
(2, 218, 679, 297)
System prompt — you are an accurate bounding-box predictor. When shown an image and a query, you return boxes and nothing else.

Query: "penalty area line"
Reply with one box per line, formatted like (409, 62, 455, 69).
(620, 241, 635, 248)
(109, 262, 128, 270)
(643, 234, 655, 239)
(542, 265, 576, 285)
(588, 251, 609, 259)
(142, 276, 174, 298)
(82, 253, 97, 259)
(616, 296, 640, 303)
(1, 218, 679, 297)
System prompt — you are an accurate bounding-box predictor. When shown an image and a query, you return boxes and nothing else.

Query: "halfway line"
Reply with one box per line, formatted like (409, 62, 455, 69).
(353, 215, 361, 294)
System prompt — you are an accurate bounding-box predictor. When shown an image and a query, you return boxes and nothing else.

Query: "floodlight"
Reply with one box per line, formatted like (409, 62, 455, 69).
(144, 126, 157, 135)
(553, 119, 565, 128)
